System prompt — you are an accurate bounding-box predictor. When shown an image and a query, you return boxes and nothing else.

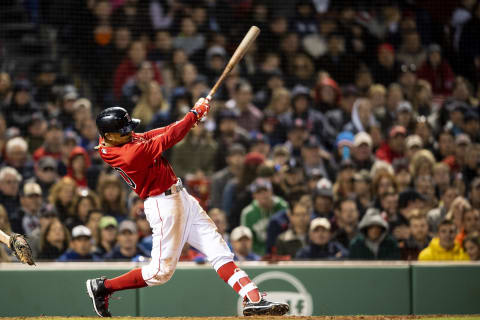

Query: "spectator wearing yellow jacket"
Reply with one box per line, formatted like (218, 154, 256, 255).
(418, 219, 469, 261)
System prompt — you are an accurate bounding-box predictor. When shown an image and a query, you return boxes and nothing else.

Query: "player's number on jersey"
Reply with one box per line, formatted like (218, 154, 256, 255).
(113, 167, 137, 190)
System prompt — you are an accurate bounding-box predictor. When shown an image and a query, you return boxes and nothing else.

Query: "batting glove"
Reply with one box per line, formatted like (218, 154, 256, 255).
(190, 97, 211, 122)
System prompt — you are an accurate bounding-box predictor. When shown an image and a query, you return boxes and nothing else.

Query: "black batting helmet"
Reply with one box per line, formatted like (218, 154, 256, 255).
(96, 106, 140, 137)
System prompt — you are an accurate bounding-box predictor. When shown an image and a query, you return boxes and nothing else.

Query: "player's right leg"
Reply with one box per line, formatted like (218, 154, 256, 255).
(184, 192, 289, 316)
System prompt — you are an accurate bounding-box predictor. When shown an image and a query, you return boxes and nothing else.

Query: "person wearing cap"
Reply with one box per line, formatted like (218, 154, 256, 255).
(274, 202, 310, 258)
(396, 101, 414, 132)
(10, 181, 44, 236)
(313, 183, 334, 219)
(230, 226, 260, 261)
(376, 125, 407, 164)
(284, 118, 309, 159)
(417, 43, 455, 95)
(286, 85, 336, 149)
(282, 158, 309, 196)
(33, 120, 64, 161)
(93, 216, 118, 258)
(213, 109, 250, 172)
(349, 208, 401, 260)
(248, 132, 271, 157)
(210, 144, 246, 210)
(352, 132, 374, 170)
(418, 219, 469, 261)
(335, 131, 354, 162)
(58, 225, 101, 261)
(240, 177, 288, 255)
(33, 156, 59, 199)
(405, 134, 423, 160)
(295, 217, 348, 260)
(66, 146, 91, 188)
(104, 220, 150, 261)
(225, 81, 262, 134)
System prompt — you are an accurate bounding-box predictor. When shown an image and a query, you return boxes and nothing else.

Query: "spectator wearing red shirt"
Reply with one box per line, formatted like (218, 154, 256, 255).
(417, 44, 455, 96)
(376, 125, 407, 164)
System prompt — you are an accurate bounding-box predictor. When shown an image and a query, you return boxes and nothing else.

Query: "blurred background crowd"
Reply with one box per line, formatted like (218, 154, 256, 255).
(0, 0, 480, 263)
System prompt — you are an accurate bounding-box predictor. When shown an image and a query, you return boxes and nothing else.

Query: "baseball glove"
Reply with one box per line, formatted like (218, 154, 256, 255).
(9, 233, 35, 265)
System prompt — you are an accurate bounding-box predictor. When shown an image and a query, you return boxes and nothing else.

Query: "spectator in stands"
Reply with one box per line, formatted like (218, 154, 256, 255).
(349, 208, 401, 260)
(275, 202, 310, 258)
(230, 226, 260, 261)
(0, 166, 22, 217)
(48, 176, 77, 222)
(418, 219, 469, 261)
(121, 61, 155, 110)
(173, 16, 205, 56)
(456, 208, 480, 245)
(213, 109, 250, 171)
(225, 82, 262, 134)
(352, 132, 375, 171)
(240, 177, 288, 255)
(371, 43, 402, 87)
(5, 137, 34, 179)
(113, 40, 162, 101)
(344, 98, 376, 135)
(401, 211, 432, 260)
(353, 170, 372, 217)
(26, 112, 47, 153)
(93, 216, 118, 258)
(170, 121, 217, 179)
(10, 181, 43, 235)
(38, 217, 69, 260)
(417, 44, 455, 95)
(446, 196, 471, 232)
(428, 186, 458, 233)
(296, 217, 348, 260)
(131, 81, 169, 129)
(28, 205, 57, 258)
(0, 72, 12, 108)
(210, 144, 245, 210)
(97, 174, 127, 219)
(208, 208, 229, 243)
(33, 156, 59, 199)
(331, 198, 359, 249)
(312, 184, 334, 219)
(66, 146, 91, 188)
(58, 225, 100, 261)
(33, 121, 64, 161)
(148, 29, 173, 66)
(463, 233, 480, 260)
(5, 80, 39, 134)
(65, 190, 100, 230)
(397, 31, 427, 69)
(86, 209, 104, 245)
(376, 125, 407, 164)
(316, 32, 358, 85)
(104, 220, 149, 261)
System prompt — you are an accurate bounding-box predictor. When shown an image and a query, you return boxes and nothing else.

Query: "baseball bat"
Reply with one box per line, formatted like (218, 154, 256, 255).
(206, 26, 261, 101)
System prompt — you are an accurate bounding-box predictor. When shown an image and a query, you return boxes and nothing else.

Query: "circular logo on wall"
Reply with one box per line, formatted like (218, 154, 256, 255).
(237, 271, 313, 316)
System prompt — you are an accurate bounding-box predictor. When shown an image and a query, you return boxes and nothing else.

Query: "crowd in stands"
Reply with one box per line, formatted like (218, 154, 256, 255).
(1, 0, 480, 263)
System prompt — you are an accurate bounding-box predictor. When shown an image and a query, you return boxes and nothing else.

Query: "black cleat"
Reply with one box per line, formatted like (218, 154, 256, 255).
(243, 298, 290, 316)
(86, 277, 112, 317)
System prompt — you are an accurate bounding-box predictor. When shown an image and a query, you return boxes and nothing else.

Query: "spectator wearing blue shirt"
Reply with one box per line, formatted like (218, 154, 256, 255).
(104, 220, 150, 261)
(57, 225, 101, 261)
(230, 226, 260, 261)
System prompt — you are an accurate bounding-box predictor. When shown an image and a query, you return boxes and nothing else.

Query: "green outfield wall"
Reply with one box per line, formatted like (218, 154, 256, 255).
(0, 262, 478, 317)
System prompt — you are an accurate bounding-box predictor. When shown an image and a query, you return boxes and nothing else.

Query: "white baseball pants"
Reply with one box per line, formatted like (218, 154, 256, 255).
(141, 185, 234, 286)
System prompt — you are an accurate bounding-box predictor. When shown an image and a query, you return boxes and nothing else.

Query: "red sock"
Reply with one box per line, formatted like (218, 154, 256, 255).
(104, 268, 147, 293)
(217, 261, 261, 303)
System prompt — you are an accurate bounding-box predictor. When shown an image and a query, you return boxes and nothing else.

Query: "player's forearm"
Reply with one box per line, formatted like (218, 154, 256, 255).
(161, 112, 196, 150)
(0, 229, 10, 247)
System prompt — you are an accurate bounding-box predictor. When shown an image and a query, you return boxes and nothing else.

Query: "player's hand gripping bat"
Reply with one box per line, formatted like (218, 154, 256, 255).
(206, 26, 261, 101)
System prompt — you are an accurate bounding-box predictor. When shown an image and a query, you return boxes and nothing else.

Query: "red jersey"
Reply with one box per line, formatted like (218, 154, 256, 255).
(98, 112, 196, 199)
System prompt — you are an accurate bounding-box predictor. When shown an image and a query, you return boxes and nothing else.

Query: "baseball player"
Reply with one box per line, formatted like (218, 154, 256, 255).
(86, 98, 289, 317)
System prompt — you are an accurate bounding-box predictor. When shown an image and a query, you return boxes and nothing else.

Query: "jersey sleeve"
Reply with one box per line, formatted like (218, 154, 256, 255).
(137, 112, 196, 160)
(142, 121, 180, 140)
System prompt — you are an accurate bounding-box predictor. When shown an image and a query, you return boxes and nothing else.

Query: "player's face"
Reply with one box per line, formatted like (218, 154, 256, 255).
(105, 131, 133, 145)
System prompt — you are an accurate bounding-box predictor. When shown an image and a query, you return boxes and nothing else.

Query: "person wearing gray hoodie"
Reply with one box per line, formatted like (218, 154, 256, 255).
(349, 208, 401, 260)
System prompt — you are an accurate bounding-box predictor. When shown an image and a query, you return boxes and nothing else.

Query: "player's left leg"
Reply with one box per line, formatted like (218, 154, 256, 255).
(183, 191, 289, 316)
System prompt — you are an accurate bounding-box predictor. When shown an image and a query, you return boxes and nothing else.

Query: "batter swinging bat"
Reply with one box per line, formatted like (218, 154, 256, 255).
(206, 26, 261, 101)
